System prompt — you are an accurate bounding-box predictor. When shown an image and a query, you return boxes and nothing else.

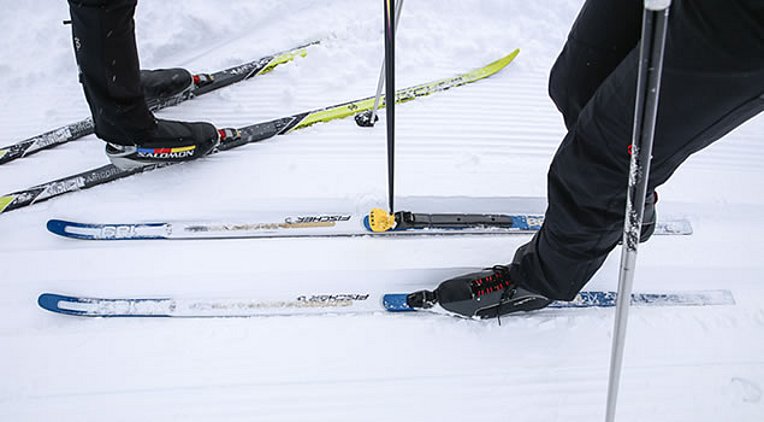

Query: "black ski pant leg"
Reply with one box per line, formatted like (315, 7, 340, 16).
(548, 0, 660, 241)
(510, 0, 764, 301)
(548, 0, 642, 130)
(68, 0, 155, 144)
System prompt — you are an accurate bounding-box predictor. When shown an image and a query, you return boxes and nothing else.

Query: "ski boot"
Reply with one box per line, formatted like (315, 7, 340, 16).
(141, 69, 215, 108)
(106, 120, 239, 170)
(141, 68, 193, 101)
(407, 265, 552, 319)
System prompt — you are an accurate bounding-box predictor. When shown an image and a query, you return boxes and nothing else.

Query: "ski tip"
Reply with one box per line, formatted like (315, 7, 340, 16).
(483, 48, 521, 74)
(38, 293, 87, 316)
(0, 194, 15, 213)
(382, 294, 415, 312)
(47, 219, 96, 240)
(46, 219, 72, 237)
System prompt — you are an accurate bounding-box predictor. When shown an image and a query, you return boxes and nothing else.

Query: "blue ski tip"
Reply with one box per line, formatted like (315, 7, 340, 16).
(47, 219, 75, 238)
(383, 294, 415, 312)
(38, 293, 89, 316)
(47, 219, 166, 240)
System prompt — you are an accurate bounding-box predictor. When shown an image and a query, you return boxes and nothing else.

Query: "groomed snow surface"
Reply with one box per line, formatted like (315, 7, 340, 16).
(1, 1, 763, 421)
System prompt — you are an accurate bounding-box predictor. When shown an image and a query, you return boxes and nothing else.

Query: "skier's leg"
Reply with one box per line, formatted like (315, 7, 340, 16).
(510, 0, 764, 302)
(548, 0, 642, 129)
(68, 0, 220, 169)
(430, 0, 764, 317)
(548, 0, 659, 239)
(68, 0, 155, 142)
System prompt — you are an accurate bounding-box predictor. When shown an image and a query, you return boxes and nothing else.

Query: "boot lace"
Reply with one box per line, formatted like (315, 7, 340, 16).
(469, 265, 513, 298)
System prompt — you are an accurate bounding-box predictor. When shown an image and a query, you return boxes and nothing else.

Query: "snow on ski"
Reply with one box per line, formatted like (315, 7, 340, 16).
(38, 289, 734, 318)
(38, 292, 382, 318)
(0, 42, 317, 166)
(46, 211, 692, 240)
(0, 49, 520, 216)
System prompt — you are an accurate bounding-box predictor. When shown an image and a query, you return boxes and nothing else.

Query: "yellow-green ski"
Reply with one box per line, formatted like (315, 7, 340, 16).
(286, 49, 520, 132)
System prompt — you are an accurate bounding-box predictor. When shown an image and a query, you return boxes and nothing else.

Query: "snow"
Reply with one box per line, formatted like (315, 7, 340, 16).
(1, 0, 763, 421)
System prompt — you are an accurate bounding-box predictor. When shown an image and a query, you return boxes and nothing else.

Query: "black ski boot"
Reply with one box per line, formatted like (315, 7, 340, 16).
(408, 265, 552, 319)
(140, 68, 193, 103)
(105, 121, 239, 170)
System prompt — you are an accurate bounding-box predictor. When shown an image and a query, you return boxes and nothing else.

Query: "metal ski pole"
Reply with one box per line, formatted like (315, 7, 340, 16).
(365, 0, 411, 232)
(355, 0, 404, 127)
(384, 0, 396, 213)
(605, 1, 671, 421)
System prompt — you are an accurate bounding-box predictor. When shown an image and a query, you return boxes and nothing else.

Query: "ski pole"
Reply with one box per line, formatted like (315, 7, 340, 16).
(356, 0, 404, 127)
(384, 0, 396, 214)
(605, 1, 671, 421)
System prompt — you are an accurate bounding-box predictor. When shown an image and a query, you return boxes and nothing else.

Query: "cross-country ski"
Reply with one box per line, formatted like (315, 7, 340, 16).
(45, 212, 692, 240)
(38, 289, 735, 318)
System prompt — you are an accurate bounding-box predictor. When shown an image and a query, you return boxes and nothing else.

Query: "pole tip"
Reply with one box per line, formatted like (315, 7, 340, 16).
(355, 111, 379, 127)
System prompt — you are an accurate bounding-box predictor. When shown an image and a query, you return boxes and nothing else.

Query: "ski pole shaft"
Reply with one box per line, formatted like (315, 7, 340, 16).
(370, 0, 404, 123)
(384, 0, 396, 213)
(606, 1, 671, 421)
